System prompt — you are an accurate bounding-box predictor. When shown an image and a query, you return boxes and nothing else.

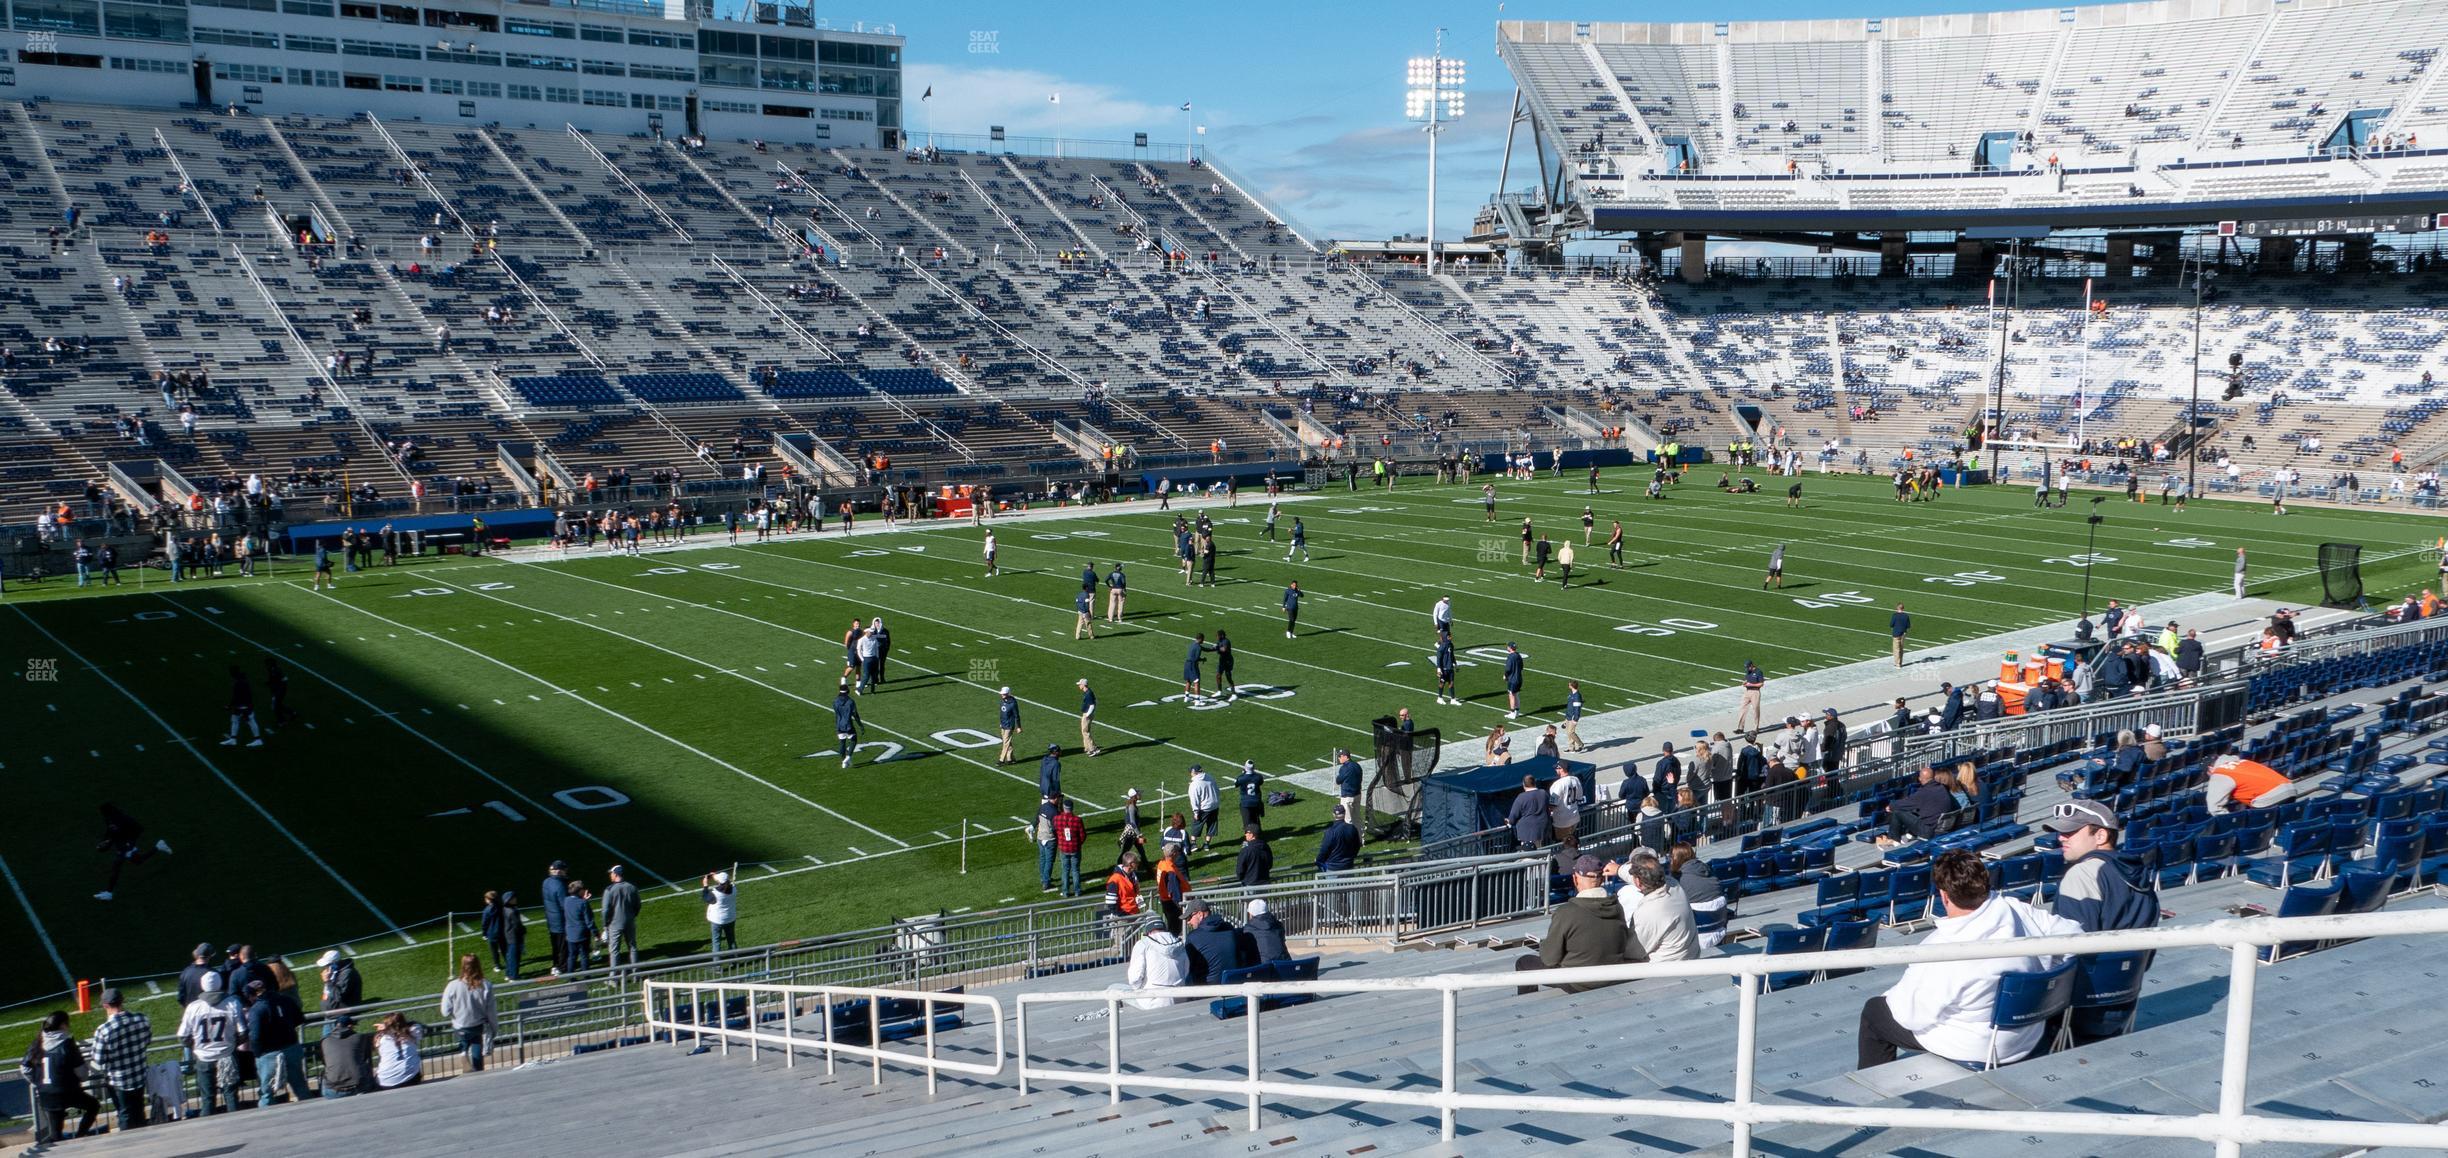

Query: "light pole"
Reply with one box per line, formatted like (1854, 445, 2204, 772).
(1406, 31, 1465, 272)
(2184, 256, 2218, 503)
(1986, 237, 2019, 478)
(2079, 496, 2106, 620)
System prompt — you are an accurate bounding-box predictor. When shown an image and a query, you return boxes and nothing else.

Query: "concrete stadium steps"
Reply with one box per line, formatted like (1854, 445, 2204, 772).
(488, 128, 682, 247)
(60, 880, 2443, 1158)
(590, 137, 775, 249)
(271, 116, 453, 244)
(0, 105, 69, 231)
(1744, 896, 2448, 1158)
(380, 123, 582, 251)
(22, 105, 196, 233)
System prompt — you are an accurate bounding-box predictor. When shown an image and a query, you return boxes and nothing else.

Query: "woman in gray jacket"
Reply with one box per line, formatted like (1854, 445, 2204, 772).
(439, 953, 497, 1071)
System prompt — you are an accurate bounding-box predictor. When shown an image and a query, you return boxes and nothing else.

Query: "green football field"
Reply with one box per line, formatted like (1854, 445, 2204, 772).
(1, 470, 2439, 1033)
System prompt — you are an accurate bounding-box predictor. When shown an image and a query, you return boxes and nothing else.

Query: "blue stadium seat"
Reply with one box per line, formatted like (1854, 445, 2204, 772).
(2242, 820, 2334, 889)
(1812, 873, 1859, 911)
(863, 368, 959, 396)
(2261, 881, 2342, 963)
(509, 372, 623, 408)
(2336, 869, 2392, 918)
(1995, 853, 2045, 900)
(2062, 950, 2151, 1044)
(770, 368, 869, 399)
(1691, 904, 1731, 944)
(1207, 956, 1322, 1019)
(619, 373, 744, 405)
(1818, 917, 1879, 979)
(1886, 864, 1932, 925)
(1755, 924, 1825, 992)
(1980, 959, 2078, 1070)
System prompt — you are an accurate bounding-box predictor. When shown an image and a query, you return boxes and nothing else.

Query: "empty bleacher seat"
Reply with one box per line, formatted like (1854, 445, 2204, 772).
(510, 372, 623, 408)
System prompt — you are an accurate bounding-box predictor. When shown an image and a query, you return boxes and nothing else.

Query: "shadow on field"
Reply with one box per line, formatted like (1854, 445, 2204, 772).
(2, 578, 784, 993)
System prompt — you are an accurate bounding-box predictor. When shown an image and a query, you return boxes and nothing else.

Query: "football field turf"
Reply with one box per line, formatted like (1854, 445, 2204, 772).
(2, 470, 2438, 1026)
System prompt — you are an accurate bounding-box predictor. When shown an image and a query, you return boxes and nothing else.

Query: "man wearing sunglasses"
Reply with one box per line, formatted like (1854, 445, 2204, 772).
(2044, 799, 2158, 1044)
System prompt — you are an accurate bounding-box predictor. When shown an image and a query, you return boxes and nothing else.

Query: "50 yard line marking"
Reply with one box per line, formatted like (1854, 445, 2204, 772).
(9, 606, 406, 939)
(499, 561, 1256, 779)
(415, 572, 1166, 819)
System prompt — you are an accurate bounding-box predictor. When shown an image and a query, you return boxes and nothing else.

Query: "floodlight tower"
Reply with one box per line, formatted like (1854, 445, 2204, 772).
(1406, 31, 1465, 272)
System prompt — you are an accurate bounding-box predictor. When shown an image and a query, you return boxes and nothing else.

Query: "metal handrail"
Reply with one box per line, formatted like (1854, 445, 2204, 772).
(1014, 907, 2448, 1155)
(642, 979, 1004, 1097)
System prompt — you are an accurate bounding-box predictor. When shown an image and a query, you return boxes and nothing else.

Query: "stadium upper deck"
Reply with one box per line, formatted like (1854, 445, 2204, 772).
(1497, 0, 2448, 232)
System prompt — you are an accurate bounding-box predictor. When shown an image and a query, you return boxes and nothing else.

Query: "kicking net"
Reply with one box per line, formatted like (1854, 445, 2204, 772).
(2317, 542, 2363, 608)
(1365, 716, 1441, 840)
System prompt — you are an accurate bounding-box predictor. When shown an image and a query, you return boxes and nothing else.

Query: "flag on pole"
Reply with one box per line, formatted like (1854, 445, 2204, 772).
(921, 85, 932, 100)
(1179, 101, 1192, 111)
(1049, 93, 1061, 105)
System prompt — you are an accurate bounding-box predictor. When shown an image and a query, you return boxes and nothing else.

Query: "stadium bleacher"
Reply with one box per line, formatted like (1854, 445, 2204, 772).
(1502, 0, 2448, 212)
(1, 0, 2445, 528)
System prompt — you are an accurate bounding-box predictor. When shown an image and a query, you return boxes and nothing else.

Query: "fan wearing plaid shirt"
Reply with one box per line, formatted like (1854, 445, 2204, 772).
(90, 989, 153, 1130)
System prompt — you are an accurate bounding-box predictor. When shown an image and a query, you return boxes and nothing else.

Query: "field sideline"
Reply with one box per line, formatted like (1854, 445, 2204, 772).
(0, 470, 2437, 1045)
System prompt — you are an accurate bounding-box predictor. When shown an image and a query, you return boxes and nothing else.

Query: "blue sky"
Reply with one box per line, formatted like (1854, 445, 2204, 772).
(812, 0, 2044, 242)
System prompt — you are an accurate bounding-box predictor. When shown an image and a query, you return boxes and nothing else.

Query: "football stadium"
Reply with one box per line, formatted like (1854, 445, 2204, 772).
(4, 0, 2448, 1152)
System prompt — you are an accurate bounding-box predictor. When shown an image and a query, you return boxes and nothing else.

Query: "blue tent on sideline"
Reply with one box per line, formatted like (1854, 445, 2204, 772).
(1418, 755, 1595, 848)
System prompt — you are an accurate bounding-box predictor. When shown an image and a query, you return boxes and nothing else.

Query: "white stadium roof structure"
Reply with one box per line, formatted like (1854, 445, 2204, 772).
(1487, 0, 2448, 245)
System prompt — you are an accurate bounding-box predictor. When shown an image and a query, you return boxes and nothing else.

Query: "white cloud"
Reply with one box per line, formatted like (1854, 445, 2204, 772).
(904, 62, 1179, 140)
(1210, 86, 1515, 242)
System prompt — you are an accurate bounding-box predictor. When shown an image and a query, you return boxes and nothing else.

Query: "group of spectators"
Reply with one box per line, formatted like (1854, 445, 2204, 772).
(1510, 796, 2159, 1075)
(1510, 844, 1722, 991)
(1084, 760, 1373, 1006)
(13, 940, 457, 1143)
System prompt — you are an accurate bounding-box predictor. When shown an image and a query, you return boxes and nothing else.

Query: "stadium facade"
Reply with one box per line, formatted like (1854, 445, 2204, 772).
(1, 0, 901, 145)
(1489, 0, 2448, 273)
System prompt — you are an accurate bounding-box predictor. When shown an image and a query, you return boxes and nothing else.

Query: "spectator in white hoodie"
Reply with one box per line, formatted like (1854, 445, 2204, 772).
(1106, 917, 1190, 1009)
(1857, 849, 2081, 1069)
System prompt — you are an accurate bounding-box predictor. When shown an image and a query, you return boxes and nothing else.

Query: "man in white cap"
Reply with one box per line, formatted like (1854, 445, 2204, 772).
(1187, 764, 1219, 852)
(1243, 898, 1289, 964)
(317, 948, 361, 1009)
(1076, 678, 1102, 757)
(702, 871, 738, 955)
(996, 686, 1022, 764)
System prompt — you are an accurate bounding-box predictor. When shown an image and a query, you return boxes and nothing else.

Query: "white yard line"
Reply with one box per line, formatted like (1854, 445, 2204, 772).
(0, 853, 74, 989)
(294, 583, 912, 848)
(155, 591, 672, 886)
(728, 546, 1395, 738)
(498, 559, 1256, 778)
(11, 606, 407, 940)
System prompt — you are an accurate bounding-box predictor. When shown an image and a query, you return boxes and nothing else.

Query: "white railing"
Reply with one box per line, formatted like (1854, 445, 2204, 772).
(1014, 908, 2448, 1156)
(643, 980, 1004, 1098)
